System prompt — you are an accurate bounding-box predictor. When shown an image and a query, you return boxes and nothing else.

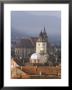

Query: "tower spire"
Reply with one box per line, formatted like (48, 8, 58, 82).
(39, 30, 43, 36)
(44, 26, 46, 33)
(44, 26, 45, 31)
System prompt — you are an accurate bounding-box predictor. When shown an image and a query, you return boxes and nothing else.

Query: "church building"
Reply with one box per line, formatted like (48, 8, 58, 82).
(36, 28, 48, 54)
(30, 27, 49, 65)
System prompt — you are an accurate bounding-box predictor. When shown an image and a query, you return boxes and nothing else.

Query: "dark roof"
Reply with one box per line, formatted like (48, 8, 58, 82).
(43, 27, 48, 38)
(16, 39, 34, 48)
(43, 27, 46, 34)
(37, 30, 46, 42)
(37, 27, 48, 42)
(29, 37, 38, 47)
(15, 27, 48, 48)
(12, 58, 24, 66)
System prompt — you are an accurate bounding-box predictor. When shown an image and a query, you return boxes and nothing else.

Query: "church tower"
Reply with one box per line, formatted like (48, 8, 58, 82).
(36, 29, 47, 54)
(43, 27, 48, 42)
(30, 27, 48, 65)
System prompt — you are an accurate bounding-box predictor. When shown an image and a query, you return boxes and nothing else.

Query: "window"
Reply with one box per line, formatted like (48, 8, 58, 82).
(43, 43, 45, 46)
(38, 44, 40, 46)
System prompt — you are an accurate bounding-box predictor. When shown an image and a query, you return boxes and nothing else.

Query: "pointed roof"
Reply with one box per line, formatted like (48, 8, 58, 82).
(39, 30, 43, 37)
(43, 26, 46, 34)
(37, 30, 46, 42)
(44, 26, 46, 32)
(43, 26, 48, 38)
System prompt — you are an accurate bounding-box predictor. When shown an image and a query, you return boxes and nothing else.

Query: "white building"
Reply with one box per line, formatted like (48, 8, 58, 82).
(30, 27, 48, 65)
(36, 31, 47, 54)
(30, 53, 48, 64)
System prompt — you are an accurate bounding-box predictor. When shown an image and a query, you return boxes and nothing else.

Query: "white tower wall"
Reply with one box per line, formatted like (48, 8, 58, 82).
(36, 42, 47, 54)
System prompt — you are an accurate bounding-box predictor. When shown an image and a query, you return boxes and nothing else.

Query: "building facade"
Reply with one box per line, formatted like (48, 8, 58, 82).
(30, 27, 49, 65)
(15, 38, 35, 60)
(12, 27, 61, 66)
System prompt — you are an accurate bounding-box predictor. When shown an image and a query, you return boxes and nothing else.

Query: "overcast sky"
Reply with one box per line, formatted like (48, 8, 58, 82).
(11, 11, 61, 37)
